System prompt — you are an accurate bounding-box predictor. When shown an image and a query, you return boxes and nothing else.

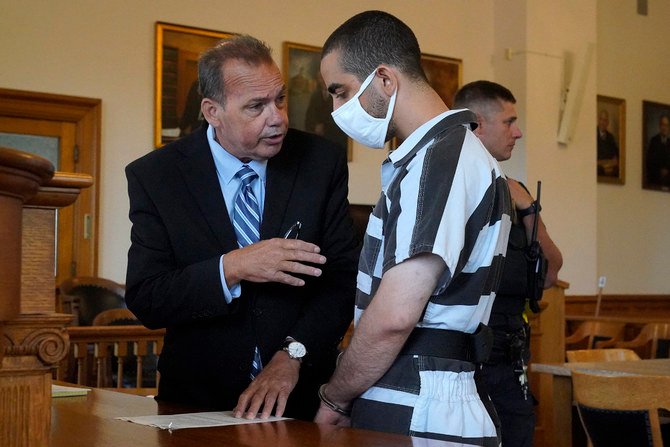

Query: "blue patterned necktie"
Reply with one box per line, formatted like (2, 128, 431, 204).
(233, 165, 261, 247)
(233, 165, 263, 380)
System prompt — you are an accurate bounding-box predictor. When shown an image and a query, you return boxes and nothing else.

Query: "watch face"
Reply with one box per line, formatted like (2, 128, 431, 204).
(288, 341, 307, 358)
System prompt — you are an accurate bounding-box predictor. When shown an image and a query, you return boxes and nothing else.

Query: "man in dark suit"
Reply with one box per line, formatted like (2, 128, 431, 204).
(125, 35, 358, 421)
(647, 114, 670, 188)
(597, 109, 620, 177)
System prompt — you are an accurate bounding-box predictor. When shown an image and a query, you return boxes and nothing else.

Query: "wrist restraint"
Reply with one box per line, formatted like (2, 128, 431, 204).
(318, 384, 351, 416)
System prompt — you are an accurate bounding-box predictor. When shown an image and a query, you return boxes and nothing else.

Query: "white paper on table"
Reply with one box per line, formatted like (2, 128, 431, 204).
(116, 411, 290, 430)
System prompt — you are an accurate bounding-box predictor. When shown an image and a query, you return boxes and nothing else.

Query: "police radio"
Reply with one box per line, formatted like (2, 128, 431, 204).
(526, 181, 548, 313)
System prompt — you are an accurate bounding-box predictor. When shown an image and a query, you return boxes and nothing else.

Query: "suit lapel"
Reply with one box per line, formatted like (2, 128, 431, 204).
(176, 129, 237, 251)
(263, 139, 300, 238)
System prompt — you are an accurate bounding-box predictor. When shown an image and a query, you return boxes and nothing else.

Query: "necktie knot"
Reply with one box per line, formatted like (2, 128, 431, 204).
(236, 165, 258, 187)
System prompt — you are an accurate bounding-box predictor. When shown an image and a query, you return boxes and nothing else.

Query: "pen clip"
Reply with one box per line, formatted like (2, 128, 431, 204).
(284, 221, 302, 239)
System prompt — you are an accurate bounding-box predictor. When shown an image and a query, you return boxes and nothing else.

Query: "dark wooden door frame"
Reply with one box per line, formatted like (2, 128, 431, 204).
(0, 87, 101, 279)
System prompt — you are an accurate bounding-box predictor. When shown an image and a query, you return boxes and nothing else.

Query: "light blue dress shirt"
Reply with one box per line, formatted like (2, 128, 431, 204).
(207, 124, 268, 303)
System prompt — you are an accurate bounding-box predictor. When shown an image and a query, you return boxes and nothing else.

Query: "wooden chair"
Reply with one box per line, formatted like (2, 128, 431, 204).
(572, 370, 670, 446)
(58, 276, 126, 326)
(599, 323, 670, 359)
(348, 203, 373, 250)
(565, 321, 626, 352)
(92, 308, 138, 326)
(95, 309, 159, 394)
(566, 348, 641, 363)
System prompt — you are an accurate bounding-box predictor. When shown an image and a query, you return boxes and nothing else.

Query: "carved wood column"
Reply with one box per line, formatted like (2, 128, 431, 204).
(0, 147, 92, 446)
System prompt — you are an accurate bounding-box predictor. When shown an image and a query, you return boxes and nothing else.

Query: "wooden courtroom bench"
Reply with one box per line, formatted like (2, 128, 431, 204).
(56, 325, 165, 395)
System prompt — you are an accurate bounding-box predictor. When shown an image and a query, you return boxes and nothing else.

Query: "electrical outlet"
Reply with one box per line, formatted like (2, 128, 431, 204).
(598, 276, 606, 288)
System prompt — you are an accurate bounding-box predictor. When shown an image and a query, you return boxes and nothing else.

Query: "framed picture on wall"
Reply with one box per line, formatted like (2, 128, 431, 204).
(642, 100, 670, 192)
(390, 53, 462, 150)
(154, 22, 235, 148)
(596, 95, 626, 184)
(421, 53, 462, 108)
(282, 42, 351, 160)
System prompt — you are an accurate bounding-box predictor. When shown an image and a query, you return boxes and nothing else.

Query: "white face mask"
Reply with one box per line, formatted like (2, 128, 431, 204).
(331, 70, 397, 149)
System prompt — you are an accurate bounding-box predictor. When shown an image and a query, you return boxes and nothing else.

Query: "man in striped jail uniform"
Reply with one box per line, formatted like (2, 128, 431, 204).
(315, 10, 512, 447)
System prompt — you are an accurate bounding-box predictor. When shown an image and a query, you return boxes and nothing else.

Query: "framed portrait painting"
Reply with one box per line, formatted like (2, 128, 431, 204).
(154, 22, 235, 148)
(421, 53, 462, 108)
(389, 53, 462, 150)
(596, 95, 626, 184)
(642, 100, 670, 191)
(282, 42, 351, 160)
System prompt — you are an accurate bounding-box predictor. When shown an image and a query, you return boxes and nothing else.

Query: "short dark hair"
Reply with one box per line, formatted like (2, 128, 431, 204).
(198, 35, 274, 105)
(322, 10, 426, 82)
(453, 80, 516, 117)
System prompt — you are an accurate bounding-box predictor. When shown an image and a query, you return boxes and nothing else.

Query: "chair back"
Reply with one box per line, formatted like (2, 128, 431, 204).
(92, 308, 139, 326)
(572, 370, 670, 447)
(566, 348, 640, 363)
(348, 204, 372, 249)
(59, 276, 126, 326)
(565, 320, 626, 351)
(605, 323, 670, 359)
(643, 323, 670, 359)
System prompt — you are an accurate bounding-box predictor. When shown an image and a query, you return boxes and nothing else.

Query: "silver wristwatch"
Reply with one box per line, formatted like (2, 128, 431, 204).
(282, 337, 307, 362)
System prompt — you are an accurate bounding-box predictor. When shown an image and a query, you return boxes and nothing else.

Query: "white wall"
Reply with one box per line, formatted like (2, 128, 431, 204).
(2, 0, 666, 295)
(490, 1, 599, 294)
(596, 0, 670, 294)
(524, 1, 599, 295)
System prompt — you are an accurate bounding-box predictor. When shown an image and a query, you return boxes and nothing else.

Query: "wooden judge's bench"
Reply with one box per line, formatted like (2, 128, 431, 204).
(0, 147, 93, 446)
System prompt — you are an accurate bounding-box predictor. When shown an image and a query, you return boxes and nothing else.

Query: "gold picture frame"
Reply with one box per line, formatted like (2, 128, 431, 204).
(154, 22, 235, 148)
(282, 42, 352, 160)
(596, 95, 626, 184)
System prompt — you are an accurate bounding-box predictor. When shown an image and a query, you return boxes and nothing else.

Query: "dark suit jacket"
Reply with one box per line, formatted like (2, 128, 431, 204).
(647, 134, 670, 186)
(125, 126, 358, 418)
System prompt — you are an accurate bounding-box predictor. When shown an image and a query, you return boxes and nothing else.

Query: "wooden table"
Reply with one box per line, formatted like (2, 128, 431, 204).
(531, 358, 670, 447)
(51, 386, 463, 446)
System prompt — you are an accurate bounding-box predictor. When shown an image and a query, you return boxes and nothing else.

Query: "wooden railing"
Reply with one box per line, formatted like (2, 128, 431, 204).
(565, 294, 670, 319)
(55, 325, 165, 395)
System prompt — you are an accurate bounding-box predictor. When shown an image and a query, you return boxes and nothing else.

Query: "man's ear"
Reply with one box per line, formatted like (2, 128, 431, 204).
(374, 65, 398, 98)
(473, 112, 484, 136)
(200, 98, 220, 125)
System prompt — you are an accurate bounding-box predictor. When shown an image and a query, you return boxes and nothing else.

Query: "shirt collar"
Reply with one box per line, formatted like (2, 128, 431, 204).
(388, 109, 466, 166)
(207, 124, 267, 184)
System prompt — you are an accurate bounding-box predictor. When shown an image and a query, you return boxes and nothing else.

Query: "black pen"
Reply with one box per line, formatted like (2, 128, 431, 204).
(284, 221, 302, 239)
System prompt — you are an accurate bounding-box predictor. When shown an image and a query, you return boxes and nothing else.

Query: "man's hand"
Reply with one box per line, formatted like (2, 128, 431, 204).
(233, 350, 300, 419)
(314, 403, 351, 427)
(224, 238, 326, 287)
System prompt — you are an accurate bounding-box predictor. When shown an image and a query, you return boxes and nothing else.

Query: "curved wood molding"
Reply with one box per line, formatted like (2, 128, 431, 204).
(0, 146, 54, 201)
(26, 172, 94, 208)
